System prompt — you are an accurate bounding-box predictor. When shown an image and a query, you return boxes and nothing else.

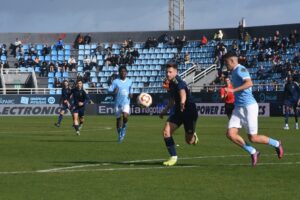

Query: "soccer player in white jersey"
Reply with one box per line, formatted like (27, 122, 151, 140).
(223, 51, 284, 166)
(108, 66, 133, 142)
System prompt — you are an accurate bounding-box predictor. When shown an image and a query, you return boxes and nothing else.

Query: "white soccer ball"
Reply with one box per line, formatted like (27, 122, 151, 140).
(137, 93, 152, 108)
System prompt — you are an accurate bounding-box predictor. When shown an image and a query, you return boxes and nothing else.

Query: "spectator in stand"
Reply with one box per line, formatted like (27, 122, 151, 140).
(200, 35, 208, 46)
(292, 53, 300, 65)
(168, 36, 175, 46)
(145, 37, 152, 49)
(10, 38, 22, 57)
(131, 48, 140, 59)
(289, 30, 298, 47)
(49, 62, 55, 72)
(34, 56, 40, 69)
(55, 38, 64, 51)
(26, 56, 34, 67)
(40, 61, 48, 77)
(231, 40, 239, 52)
(184, 52, 190, 64)
(68, 56, 77, 71)
(84, 33, 92, 44)
(83, 71, 91, 83)
(74, 33, 84, 49)
(42, 44, 51, 56)
(54, 77, 61, 88)
(214, 30, 223, 41)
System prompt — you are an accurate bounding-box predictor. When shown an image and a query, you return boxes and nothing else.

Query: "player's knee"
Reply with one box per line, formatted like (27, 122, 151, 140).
(248, 135, 258, 143)
(163, 129, 171, 138)
(226, 129, 235, 140)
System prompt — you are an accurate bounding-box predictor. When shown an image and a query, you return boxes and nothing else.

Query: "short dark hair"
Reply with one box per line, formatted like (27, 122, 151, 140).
(165, 62, 178, 70)
(223, 51, 238, 60)
(118, 65, 127, 74)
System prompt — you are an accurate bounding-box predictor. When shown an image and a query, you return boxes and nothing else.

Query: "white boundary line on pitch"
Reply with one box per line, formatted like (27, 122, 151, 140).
(0, 127, 112, 134)
(1, 153, 300, 175)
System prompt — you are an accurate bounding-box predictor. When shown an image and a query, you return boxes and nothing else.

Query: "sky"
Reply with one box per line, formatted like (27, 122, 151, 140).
(0, 0, 299, 33)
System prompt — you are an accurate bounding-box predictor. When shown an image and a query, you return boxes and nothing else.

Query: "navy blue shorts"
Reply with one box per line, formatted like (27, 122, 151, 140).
(284, 99, 298, 107)
(167, 103, 198, 134)
(73, 107, 85, 117)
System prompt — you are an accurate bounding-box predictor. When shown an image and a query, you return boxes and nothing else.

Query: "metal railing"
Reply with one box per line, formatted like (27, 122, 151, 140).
(192, 64, 217, 84)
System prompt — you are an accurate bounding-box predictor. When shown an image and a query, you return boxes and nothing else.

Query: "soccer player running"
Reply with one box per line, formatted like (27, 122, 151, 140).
(108, 66, 133, 142)
(160, 63, 198, 166)
(220, 77, 235, 119)
(283, 75, 300, 130)
(224, 51, 283, 166)
(55, 80, 72, 127)
(70, 79, 90, 135)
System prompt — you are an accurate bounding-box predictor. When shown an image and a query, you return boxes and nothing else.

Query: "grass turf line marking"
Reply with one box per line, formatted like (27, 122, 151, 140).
(0, 153, 300, 175)
(1, 162, 300, 175)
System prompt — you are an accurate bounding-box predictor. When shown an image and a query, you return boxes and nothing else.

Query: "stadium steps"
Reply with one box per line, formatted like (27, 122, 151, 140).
(36, 77, 48, 89)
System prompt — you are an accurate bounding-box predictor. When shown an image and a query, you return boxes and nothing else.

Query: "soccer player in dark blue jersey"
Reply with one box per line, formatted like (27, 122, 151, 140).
(159, 63, 198, 166)
(283, 75, 300, 130)
(70, 79, 91, 135)
(55, 80, 72, 127)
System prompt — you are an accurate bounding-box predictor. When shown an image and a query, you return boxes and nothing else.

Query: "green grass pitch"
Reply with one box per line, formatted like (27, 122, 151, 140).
(0, 116, 299, 200)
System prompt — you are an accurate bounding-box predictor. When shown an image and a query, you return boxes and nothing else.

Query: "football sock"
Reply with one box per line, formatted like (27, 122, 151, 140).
(74, 125, 79, 131)
(242, 143, 256, 155)
(164, 137, 177, 156)
(58, 114, 63, 124)
(268, 138, 280, 148)
(122, 122, 127, 128)
(285, 111, 289, 124)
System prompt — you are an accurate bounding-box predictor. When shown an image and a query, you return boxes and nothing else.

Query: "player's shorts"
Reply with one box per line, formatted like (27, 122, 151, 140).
(115, 104, 130, 118)
(167, 103, 198, 135)
(225, 103, 234, 116)
(284, 99, 298, 107)
(228, 103, 258, 135)
(73, 107, 85, 117)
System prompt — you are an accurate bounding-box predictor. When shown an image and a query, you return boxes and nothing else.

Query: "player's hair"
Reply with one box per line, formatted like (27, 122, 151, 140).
(118, 65, 127, 74)
(223, 51, 238, 60)
(165, 62, 178, 70)
(76, 79, 83, 84)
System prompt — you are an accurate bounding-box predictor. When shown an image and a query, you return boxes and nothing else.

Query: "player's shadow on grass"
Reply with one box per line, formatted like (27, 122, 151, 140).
(34, 139, 116, 143)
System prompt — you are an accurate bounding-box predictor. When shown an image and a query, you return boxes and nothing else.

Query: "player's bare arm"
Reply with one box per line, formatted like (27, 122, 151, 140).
(179, 89, 186, 112)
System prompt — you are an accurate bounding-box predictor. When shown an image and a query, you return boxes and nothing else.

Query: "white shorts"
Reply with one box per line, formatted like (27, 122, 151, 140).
(115, 104, 130, 118)
(228, 103, 258, 135)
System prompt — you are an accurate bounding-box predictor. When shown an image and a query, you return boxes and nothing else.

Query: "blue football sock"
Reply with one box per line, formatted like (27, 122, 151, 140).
(164, 137, 177, 156)
(122, 122, 127, 128)
(268, 138, 279, 148)
(58, 114, 63, 124)
(242, 143, 256, 155)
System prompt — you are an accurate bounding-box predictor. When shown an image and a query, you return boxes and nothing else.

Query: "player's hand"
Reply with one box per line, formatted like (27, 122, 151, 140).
(159, 109, 167, 119)
(78, 102, 84, 107)
(180, 103, 185, 112)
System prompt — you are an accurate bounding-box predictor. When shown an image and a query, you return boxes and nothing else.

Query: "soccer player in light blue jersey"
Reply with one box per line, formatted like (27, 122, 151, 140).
(108, 66, 133, 142)
(223, 51, 284, 167)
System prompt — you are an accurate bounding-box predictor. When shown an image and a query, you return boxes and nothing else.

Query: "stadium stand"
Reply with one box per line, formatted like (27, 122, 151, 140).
(0, 25, 299, 95)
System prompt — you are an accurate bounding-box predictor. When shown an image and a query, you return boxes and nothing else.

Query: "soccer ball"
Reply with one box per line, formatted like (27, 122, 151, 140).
(137, 93, 152, 108)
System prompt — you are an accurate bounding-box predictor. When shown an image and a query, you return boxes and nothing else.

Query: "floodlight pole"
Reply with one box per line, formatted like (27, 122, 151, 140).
(169, 0, 185, 31)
